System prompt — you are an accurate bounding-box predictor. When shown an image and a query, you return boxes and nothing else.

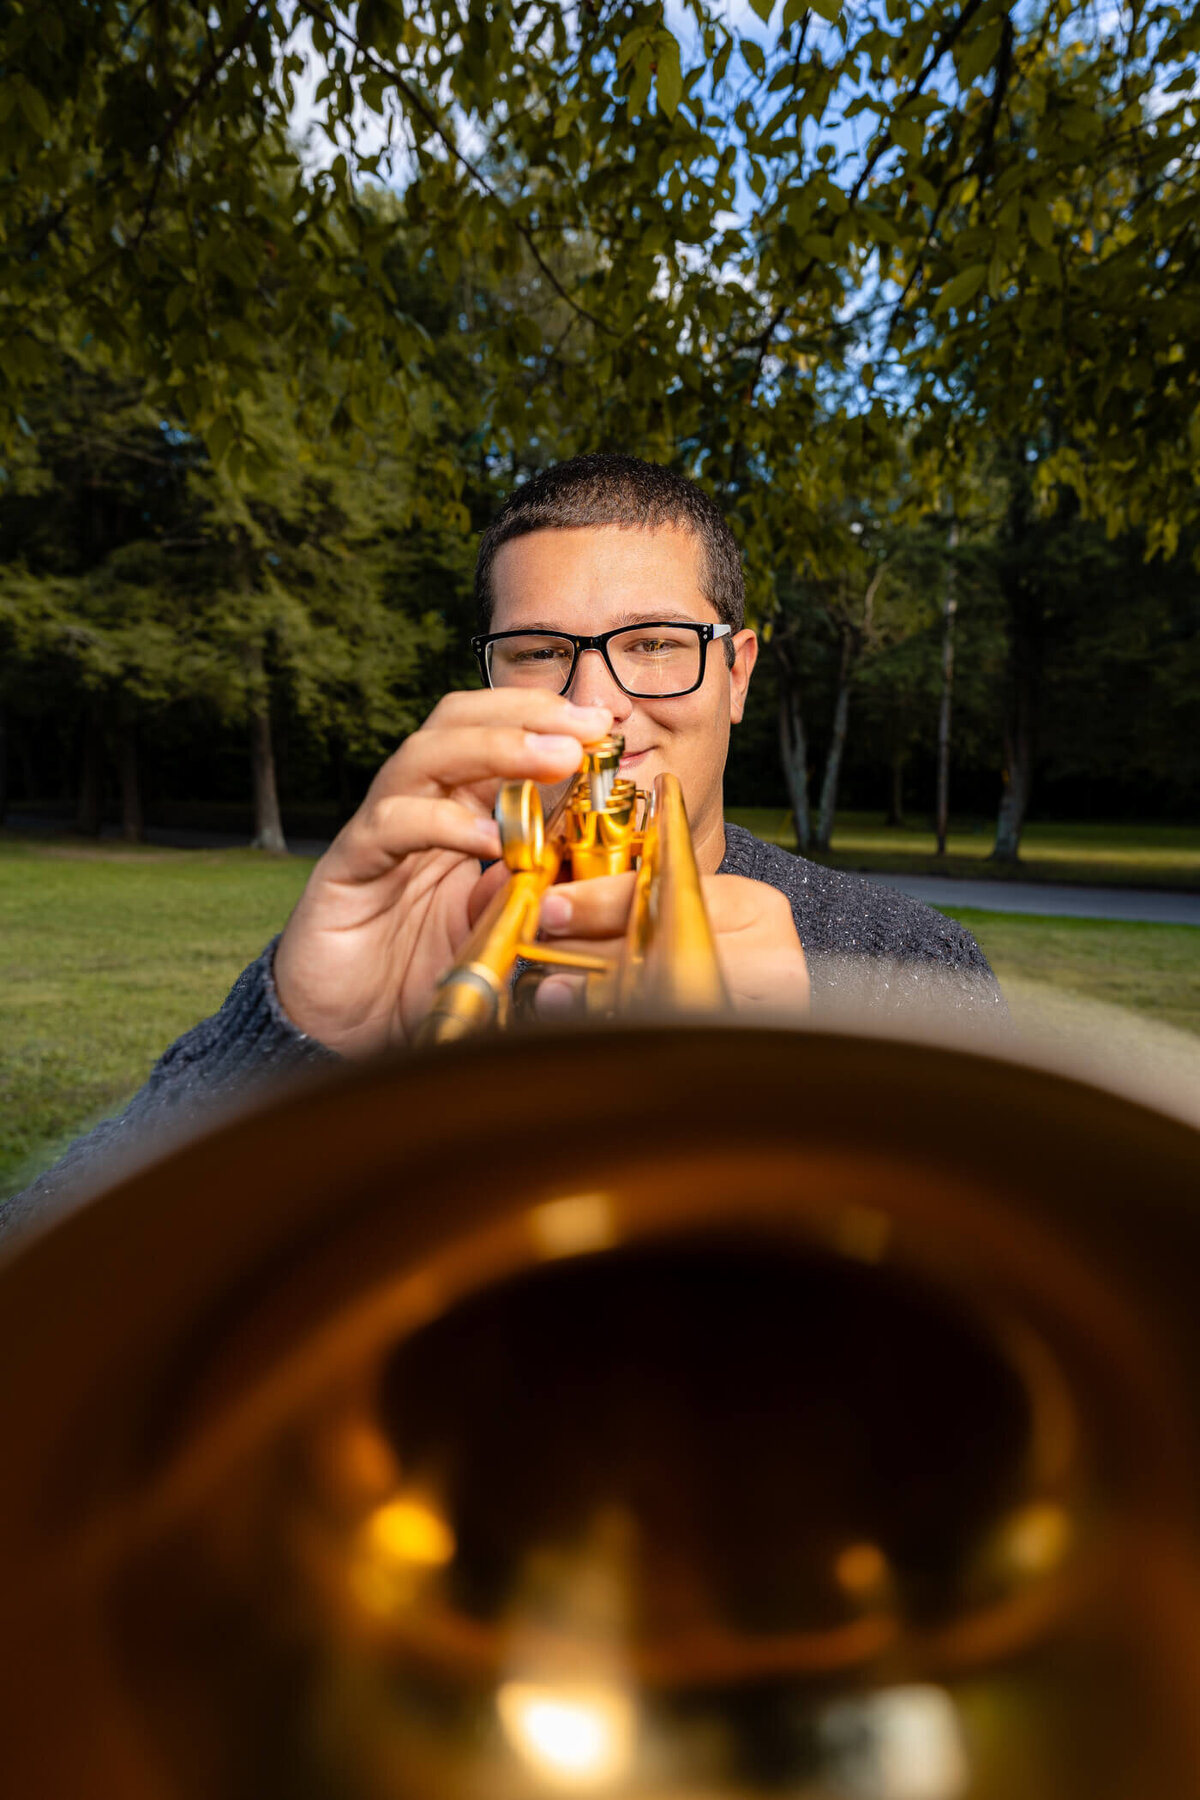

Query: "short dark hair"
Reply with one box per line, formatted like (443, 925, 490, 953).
(474, 454, 745, 635)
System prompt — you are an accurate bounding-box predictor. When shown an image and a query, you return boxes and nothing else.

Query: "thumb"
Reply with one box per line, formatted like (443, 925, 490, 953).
(466, 857, 511, 927)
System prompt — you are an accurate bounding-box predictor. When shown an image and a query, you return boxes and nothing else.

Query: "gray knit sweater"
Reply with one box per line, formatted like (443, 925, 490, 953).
(2, 827, 1001, 1241)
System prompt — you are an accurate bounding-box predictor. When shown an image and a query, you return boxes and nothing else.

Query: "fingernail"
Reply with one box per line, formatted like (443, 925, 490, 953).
(540, 891, 572, 933)
(537, 976, 577, 1014)
(475, 820, 501, 855)
(526, 732, 582, 761)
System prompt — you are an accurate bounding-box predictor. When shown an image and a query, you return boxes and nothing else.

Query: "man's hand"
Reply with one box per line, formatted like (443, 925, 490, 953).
(528, 871, 810, 1017)
(273, 691, 613, 1055)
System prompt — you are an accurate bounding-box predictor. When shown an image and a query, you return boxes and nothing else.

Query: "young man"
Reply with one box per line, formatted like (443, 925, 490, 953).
(4, 455, 1000, 1236)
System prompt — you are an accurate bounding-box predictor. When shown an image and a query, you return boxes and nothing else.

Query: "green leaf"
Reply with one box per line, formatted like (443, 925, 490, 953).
(741, 38, 766, 79)
(939, 264, 987, 311)
(15, 81, 52, 139)
(808, 0, 842, 22)
(890, 114, 923, 154)
(956, 19, 1003, 87)
(361, 73, 389, 112)
(1027, 202, 1054, 250)
(629, 46, 653, 116)
(206, 415, 235, 466)
(165, 287, 191, 328)
(616, 25, 651, 69)
(749, 0, 775, 21)
(654, 33, 683, 120)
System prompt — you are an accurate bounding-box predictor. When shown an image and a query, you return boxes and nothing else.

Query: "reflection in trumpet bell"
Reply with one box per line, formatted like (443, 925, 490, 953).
(2, 1024, 1200, 1797)
(101, 1237, 1171, 1796)
(497, 1683, 636, 1789)
(818, 1685, 969, 1800)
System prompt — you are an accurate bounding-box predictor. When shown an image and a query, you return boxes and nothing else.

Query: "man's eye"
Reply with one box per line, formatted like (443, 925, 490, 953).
(512, 646, 568, 663)
(628, 636, 683, 656)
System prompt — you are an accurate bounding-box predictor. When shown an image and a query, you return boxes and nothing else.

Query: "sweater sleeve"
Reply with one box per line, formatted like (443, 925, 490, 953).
(718, 825, 1008, 1024)
(0, 938, 339, 1247)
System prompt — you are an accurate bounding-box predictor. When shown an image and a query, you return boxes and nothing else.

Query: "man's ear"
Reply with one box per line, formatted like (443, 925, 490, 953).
(728, 630, 758, 724)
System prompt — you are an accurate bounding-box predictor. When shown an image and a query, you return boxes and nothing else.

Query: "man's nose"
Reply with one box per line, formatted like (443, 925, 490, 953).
(567, 648, 631, 715)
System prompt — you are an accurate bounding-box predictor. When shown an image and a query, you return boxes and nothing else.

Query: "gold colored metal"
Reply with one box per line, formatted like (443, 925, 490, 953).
(418, 737, 728, 1044)
(2, 1026, 1200, 1798)
(497, 778, 545, 873)
(512, 944, 612, 974)
(620, 772, 728, 1016)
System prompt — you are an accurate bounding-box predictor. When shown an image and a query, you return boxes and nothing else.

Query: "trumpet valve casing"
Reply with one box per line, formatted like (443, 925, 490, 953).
(565, 774, 641, 879)
(582, 732, 624, 813)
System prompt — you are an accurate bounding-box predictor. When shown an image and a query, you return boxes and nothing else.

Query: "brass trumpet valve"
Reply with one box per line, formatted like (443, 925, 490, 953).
(583, 733, 623, 812)
(563, 734, 644, 880)
(565, 777, 641, 881)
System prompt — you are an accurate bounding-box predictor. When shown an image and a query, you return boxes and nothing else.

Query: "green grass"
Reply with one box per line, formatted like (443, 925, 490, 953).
(2, 833, 1197, 1202)
(954, 908, 1200, 1038)
(0, 833, 311, 1200)
(727, 809, 1200, 890)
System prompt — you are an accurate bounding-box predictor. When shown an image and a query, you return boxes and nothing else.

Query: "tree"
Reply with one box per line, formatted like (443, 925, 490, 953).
(5, 0, 1199, 849)
(934, 517, 959, 854)
(0, 354, 452, 843)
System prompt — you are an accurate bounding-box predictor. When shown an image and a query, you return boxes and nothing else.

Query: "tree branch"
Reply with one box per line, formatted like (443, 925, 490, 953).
(130, 2, 270, 249)
(292, 0, 616, 337)
(736, 0, 994, 403)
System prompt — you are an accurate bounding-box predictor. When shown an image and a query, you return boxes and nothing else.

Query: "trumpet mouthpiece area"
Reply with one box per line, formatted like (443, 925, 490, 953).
(583, 735, 624, 813)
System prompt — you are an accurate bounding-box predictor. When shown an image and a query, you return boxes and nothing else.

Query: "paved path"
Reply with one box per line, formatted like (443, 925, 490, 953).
(872, 873, 1200, 927)
(8, 815, 1199, 925)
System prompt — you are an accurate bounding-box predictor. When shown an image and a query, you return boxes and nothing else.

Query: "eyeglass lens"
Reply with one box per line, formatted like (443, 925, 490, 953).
(486, 628, 703, 698)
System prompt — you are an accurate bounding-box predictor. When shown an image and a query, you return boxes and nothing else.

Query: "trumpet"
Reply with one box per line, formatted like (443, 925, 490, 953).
(4, 1021, 1200, 1798)
(418, 735, 728, 1044)
(5, 771, 1200, 1796)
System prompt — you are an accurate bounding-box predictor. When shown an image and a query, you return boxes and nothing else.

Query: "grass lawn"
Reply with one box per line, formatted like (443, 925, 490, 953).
(953, 908, 1200, 1038)
(0, 833, 310, 1201)
(2, 832, 1197, 1202)
(728, 809, 1200, 890)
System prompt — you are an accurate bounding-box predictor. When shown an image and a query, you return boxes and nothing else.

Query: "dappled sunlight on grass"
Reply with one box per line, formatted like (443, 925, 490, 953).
(728, 810, 1200, 889)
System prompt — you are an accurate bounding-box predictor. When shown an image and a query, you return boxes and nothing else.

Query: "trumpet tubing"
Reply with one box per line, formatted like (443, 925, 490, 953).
(419, 737, 728, 1044)
(1, 1027, 1200, 1797)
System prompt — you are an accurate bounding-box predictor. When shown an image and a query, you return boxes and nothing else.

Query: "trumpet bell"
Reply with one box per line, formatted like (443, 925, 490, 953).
(2, 1024, 1200, 1798)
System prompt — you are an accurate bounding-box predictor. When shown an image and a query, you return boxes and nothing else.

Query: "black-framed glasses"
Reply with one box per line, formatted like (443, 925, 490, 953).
(472, 621, 733, 699)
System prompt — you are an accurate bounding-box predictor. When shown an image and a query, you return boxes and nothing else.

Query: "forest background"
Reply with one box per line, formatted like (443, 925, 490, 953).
(2, 0, 1198, 860)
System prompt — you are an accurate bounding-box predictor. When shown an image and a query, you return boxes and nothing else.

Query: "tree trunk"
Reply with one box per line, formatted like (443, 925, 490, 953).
(16, 730, 36, 805)
(247, 648, 287, 853)
(333, 738, 356, 826)
(886, 747, 906, 828)
(117, 720, 143, 844)
(935, 518, 959, 856)
(777, 681, 811, 855)
(250, 703, 287, 853)
(814, 680, 850, 851)
(0, 706, 9, 826)
(991, 461, 1041, 864)
(77, 703, 104, 836)
(994, 708, 1035, 862)
(814, 634, 854, 852)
